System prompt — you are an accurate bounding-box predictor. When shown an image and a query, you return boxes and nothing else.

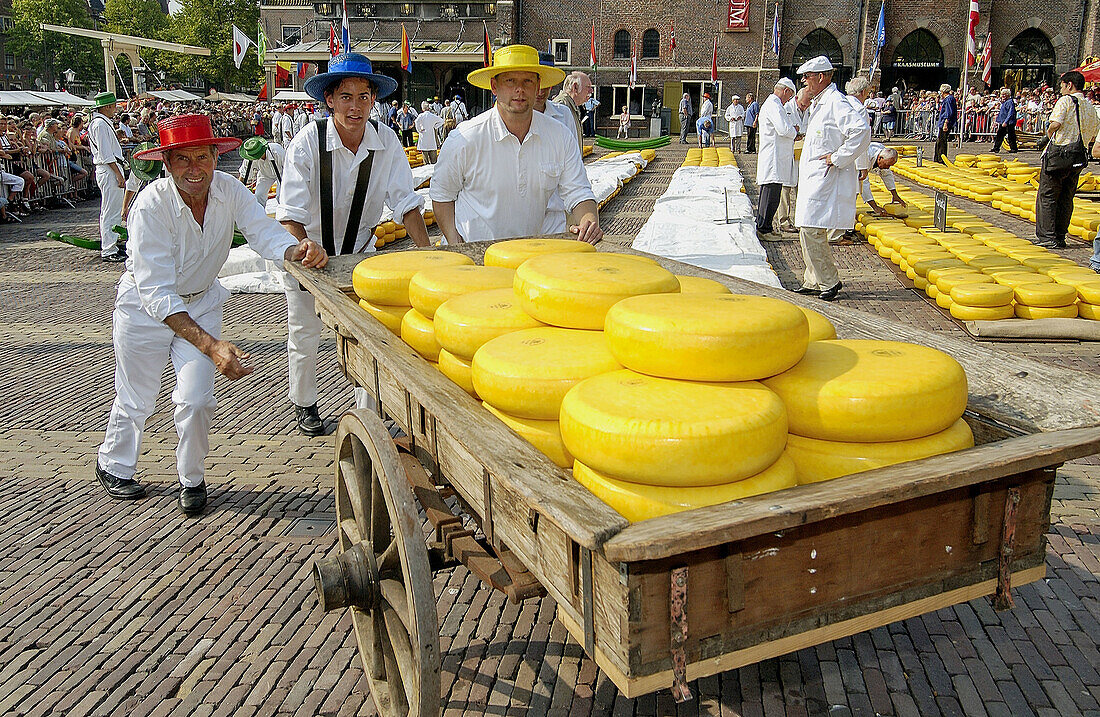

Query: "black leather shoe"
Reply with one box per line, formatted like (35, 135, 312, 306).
(794, 286, 819, 295)
(102, 250, 126, 263)
(819, 282, 843, 302)
(179, 483, 207, 516)
(96, 462, 146, 500)
(1034, 239, 1067, 249)
(294, 404, 327, 436)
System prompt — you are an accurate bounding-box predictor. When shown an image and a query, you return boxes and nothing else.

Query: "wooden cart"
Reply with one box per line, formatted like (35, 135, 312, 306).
(286, 243, 1100, 716)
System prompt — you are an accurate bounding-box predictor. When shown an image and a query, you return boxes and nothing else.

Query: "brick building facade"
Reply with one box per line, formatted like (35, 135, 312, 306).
(261, 0, 1099, 128)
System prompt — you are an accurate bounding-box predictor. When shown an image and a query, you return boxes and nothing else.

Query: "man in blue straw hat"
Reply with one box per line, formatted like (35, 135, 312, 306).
(277, 52, 430, 436)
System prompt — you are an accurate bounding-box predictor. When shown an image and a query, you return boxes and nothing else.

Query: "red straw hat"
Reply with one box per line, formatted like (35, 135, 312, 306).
(133, 114, 242, 161)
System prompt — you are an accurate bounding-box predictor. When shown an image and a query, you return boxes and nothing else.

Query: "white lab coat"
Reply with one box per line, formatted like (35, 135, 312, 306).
(846, 95, 873, 171)
(725, 104, 745, 137)
(756, 94, 798, 186)
(794, 84, 871, 230)
(784, 97, 806, 188)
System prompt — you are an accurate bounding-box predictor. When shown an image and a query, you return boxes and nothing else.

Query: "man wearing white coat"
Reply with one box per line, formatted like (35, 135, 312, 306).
(776, 87, 812, 233)
(860, 143, 905, 215)
(755, 78, 798, 241)
(793, 56, 870, 302)
(724, 96, 746, 152)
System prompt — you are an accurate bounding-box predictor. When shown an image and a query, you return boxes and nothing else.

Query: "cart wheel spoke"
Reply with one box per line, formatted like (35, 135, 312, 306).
(319, 409, 442, 717)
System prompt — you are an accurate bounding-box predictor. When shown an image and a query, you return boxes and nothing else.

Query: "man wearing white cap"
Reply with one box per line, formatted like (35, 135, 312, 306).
(793, 55, 870, 301)
(755, 78, 798, 241)
(776, 87, 812, 233)
(724, 95, 745, 152)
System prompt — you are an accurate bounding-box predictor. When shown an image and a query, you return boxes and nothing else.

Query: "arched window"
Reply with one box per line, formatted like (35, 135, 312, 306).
(1002, 29, 1056, 89)
(613, 29, 631, 59)
(642, 29, 660, 59)
(791, 29, 843, 70)
(892, 29, 944, 69)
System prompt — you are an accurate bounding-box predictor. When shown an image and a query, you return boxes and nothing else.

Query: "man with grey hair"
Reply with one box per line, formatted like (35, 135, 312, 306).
(553, 71, 592, 152)
(777, 87, 812, 233)
(860, 143, 905, 215)
(755, 78, 798, 240)
(992, 87, 1018, 153)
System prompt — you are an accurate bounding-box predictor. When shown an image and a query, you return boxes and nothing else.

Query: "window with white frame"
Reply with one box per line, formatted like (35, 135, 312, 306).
(552, 39, 571, 65)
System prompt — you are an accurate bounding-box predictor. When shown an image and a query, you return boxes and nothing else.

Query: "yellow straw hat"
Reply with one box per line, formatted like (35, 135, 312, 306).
(467, 44, 566, 90)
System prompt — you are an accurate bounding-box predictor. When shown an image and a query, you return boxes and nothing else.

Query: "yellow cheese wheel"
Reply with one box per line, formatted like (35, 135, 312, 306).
(560, 370, 788, 486)
(1022, 256, 1075, 270)
(1078, 302, 1100, 320)
(949, 282, 1013, 307)
(1014, 303, 1079, 319)
(408, 265, 516, 318)
(913, 257, 967, 277)
(1072, 279, 1100, 304)
(950, 303, 1014, 321)
(799, 306, 837, 341)
(572, 453, 797, 522)
(433, 288, 544, 360)
(1013, 283, 1078, 308)
(604, 294, 808, 381)
(927, 266, 978, 285)
(472, 327, 620, 420)
(400, 309, 441, 361)
(353, 250, 474, 305)
(1044, 265, 1096, 279)
(514, 253, 680, 329)
(995, 272, 1052, 289)
(788, 419, 974, 485)
(914, 275, 929, 290)
(936, 272, 992, 294)
(483, 238, 596, 268)
(935, 291, 954, 310)
(965, 255, 1019, 271)
(674, 275, 732, 294)
(437, 349, 476, 396)
(762, 340, 968, 442)
(483, 402, 572, 468)
(358, 299, 411, 335)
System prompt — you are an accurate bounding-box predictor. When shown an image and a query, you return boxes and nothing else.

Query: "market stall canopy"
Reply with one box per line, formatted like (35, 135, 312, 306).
(29, 91, 94, 106)
(272, 90, 312, 102)
(205, 90, 259, 103)
(0, 90, 61, 106)
(149, 89, 205, 102)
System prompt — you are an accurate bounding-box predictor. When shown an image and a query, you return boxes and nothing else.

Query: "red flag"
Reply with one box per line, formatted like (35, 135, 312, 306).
(590, 21, 597, 71)
(670, 21, 676, 51)
(257, 82, 268, 100)
(329, 23, 338, 57)
(483, 23, 492, 67)
(711, 36, 718, 83)
(401, 24, 412, 73)
(297, 62, 308, 79)
(980, 32, 992, 85)
(965, 0, 979, 67)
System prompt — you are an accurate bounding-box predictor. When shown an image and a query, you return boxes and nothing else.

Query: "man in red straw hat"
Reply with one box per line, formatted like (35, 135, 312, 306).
(95, 114, 328, 516)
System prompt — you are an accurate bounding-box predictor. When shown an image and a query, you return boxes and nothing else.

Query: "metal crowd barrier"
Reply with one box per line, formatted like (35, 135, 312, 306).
(1, 147, 93, 216)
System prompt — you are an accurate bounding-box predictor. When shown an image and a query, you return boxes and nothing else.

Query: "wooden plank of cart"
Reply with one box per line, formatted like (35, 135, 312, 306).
(285, 240, 1100, 716)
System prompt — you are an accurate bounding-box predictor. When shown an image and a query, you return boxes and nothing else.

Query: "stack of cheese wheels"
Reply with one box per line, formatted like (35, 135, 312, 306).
(1011, 281, 1080, 319)
(513, 252, 680, 329)
(948, 281, 1014, 321)
(471, 327, 621, 468)
(352, 250, 473, 337)
(1058, 276, 1100, 320)
(762, 340, 973, 485)
(559, 293, 808, 521)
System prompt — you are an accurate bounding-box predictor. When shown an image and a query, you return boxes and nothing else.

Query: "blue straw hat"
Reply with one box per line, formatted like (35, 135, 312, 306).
(304, 53, 399, 102)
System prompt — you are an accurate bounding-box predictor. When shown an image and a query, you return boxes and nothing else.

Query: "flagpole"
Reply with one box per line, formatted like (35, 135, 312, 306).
(756, 4, 769, 100)
(959, 13, 970, 149)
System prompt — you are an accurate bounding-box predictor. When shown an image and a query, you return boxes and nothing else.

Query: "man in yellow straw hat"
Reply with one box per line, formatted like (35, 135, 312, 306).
(431, 44, 602, 244)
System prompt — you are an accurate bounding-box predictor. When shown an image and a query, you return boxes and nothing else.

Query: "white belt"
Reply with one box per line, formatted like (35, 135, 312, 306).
(180, 286, 210, 304)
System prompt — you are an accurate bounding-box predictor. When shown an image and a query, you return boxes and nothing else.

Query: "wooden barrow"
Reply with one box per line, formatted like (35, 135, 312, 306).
(286, 242, 1100, 716)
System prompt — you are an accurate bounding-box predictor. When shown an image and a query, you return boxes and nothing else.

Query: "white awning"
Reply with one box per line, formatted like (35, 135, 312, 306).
(149, 90, 205, 102)
(0, 90, 61, 106)
(28, 91, 94, 106)
(205, 90, 258, 103)
(273, 90, 312, 102)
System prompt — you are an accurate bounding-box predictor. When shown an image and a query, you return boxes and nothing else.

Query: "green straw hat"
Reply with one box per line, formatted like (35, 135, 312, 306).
(130, 142, 162, 182)
(93, 91, 117, 108)
(238, 136, 269, 161)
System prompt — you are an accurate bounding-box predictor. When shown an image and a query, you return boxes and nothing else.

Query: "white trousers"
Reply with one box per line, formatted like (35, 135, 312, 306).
(286, 279, 324, 407)
(799, 227, 841, 290)
(776, 185, 797, 227)
(96, 166, 124, 256)
(98, 277, 225, 487)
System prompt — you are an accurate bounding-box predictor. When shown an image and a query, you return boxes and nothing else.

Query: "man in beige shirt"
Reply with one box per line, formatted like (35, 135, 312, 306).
(1034, 70, 1099, 249)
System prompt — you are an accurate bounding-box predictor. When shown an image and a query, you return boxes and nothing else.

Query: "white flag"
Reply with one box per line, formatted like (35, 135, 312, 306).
(232, 25, 251, 69)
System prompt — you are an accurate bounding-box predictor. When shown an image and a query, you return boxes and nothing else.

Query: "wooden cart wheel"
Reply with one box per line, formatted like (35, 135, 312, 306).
(313, 409, 441, 717)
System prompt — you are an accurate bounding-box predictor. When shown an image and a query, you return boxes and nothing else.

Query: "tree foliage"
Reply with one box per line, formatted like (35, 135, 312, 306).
(10, 0, 102, 89)
(165, 0, 264, 92)
(102, 0, 171, 89)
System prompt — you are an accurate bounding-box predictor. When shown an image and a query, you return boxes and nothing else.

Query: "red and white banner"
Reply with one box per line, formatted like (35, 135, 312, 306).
(980, 32, 992, 84)
(965, 0, 979, 67)
(727, 0, 750, 30)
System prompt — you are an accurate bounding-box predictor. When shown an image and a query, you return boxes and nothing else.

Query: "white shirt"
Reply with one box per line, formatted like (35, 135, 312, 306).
(88, 111, 123, 165)
(430, 106, 596, 242)
(860, 142, 896, 203)
(453, 100, 468, 123)
(700, 98, 714, 119)
(239, 142, 286, 204)
(846, 95, 872, 170)
(293, 110, 309, 136)
(756, 94, 798, 187)
(127, 171, 297, 322)
(544, 100, 581, 148)
(414, 110, 446, 151)
(280, 113, 296, 144)
(795, 84, 871, 230)
(276, 119, 423, 254)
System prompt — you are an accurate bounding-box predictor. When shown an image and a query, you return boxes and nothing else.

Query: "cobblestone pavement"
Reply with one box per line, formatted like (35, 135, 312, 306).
(1, 144, 1098, 716)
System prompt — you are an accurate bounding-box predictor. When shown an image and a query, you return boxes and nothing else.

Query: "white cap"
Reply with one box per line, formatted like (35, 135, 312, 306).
(775, 77, 797, 92)
(796, 55, 834, 74)
(731, 94, 741, 100)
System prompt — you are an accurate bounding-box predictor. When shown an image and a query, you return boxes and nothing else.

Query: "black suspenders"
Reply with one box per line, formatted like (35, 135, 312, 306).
(316, 117, 377, 256)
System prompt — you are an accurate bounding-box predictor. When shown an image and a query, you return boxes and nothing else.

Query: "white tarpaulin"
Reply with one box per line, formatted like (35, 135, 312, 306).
(632, 165, 782, 288)
(149, 90, 204, 102)
(28, 91, 93, 106)
(272, 90, 312, 102)
(0, 90, 59, 106)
